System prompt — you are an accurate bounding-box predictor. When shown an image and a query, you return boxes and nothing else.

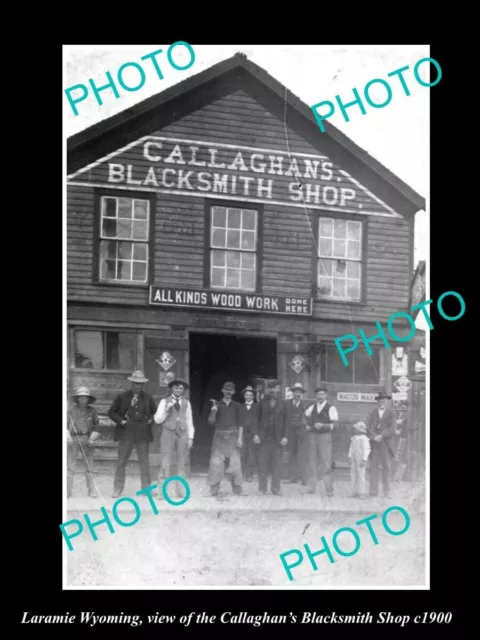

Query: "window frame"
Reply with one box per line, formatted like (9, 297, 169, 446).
(312, 212, 367, 305)
(70, 327, 138, 373)
(204, 199, 263, 293)
(324, 343, 381, 385)
(93, 188, 156, 288)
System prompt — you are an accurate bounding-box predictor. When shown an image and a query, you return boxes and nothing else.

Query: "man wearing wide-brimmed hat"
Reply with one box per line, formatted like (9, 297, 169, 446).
(154, 378, 194, 497)
(67, 386, 101, 498)
(284, 382, 310, 486)
(207, 381, 243, 496)
(366, 388, 397, 498)
(238, 385, 261, 481)
(108, 370, 157, 498)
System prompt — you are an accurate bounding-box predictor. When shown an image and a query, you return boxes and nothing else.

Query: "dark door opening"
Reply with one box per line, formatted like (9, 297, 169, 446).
(189, 332, 277, 471)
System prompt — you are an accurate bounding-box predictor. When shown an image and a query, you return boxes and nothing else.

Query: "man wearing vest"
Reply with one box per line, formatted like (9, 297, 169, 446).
(108, 370, 157, 498)
(253, 382, 288, 496)
(304, 385, 339, 496)
(154, 378, 194, 498)
(366, 388, 397, 498)
(207, 381, 243, 497)
(239, 385, 261, 481)
(284, 382, 309, 485)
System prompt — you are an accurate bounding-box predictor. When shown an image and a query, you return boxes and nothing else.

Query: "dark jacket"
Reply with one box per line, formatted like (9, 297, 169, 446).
(366, 407, 397, 455)
(108, 389, 157, 442)
(255, 397, 287, 444)
(283, 398, 309, 434)
(238, 402, 261, 433)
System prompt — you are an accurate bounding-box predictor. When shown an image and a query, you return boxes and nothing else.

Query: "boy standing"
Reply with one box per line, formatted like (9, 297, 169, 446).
(348, 421, 371, 499)
(67, 386, 100, 498)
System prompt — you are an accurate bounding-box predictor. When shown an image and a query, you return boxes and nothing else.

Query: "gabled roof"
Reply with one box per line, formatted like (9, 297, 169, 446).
(67, 52, 426, 216)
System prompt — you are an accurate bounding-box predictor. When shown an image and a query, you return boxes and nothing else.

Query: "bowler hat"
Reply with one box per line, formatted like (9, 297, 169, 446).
(70, 386, 96, 404)
(241, 385, 255, 395)
(291, 382, 305, 392)
(127, 370, 149, 383)
(222, 381, 235, 391)
(315, 384, 328, 393)
(168, 378, 190, 390)
(375, 387, 391, 400)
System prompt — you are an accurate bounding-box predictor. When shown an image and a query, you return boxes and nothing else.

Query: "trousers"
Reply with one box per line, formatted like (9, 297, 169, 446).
(241, 429, 259, 479)
(207, 430, 243, 487)
(67, 435, 95, 496)
(114, 424, 151, 493)
(288, 427, 308, 482)
(369, 441, 392, 496)
(350, 454, 367, 495)
(258, 437, 283, 493)
(307, 431, 333, 493)
(159, 427, 188, 495)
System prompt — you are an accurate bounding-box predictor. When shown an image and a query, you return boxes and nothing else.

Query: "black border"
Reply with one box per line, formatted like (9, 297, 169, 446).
(16, 40, 466, 637)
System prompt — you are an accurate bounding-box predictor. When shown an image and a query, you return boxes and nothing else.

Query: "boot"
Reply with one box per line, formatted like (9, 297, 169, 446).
(210, 482, 220, 496)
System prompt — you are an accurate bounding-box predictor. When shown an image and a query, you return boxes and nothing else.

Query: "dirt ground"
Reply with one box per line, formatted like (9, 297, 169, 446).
(66, 508, 425, 587)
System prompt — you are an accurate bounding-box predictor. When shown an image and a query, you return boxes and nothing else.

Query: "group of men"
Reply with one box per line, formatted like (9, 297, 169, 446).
(67, 370, 398, 501)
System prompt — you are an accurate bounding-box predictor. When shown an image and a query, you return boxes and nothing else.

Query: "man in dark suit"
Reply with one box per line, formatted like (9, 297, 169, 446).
(253, 382, 288, 496)
(108, 370, 157, 498)
(366, 388, 397, 498)
(284, 382, 310, 485)
(238, 385, 261, 481)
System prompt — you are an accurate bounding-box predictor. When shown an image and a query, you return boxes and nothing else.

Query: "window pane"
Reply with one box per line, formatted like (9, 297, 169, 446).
(133, 220, 148, 240)
(102, 218, 117, 238)
(334, 219, 347, 239)
(347, 280, 361, 300)
(354, 348, 379, 384)
(117, 260, 131, 280)
(100, 240, 116, 260)
(226, 229, 241, 249)
(75, 331, 104, 369)
(105, 332, 135, 370)
(319, 238, 332, 257)
(118, 198, 133, 219)
(332, 278, 346, 297)
(333, 259, 347, 277)
(326, 345, 353, 383)
(226, 251, 241, 267)
(212, 228, 226, 247)
(134, 200, 148, 220)
(211, 267, 225, 287)
(333, 239, 346, 258)
(242, 210, 256, 230)
(347, 261, 360, 278)
(117, 219, 132, 239)
(318, 258, 332, 277)
(319, 218, 333, 237)
(347, 221, 361, 240)
(317, 277, 331, 296)
(132, 261, 147, 282)
(103, 197, 117, 217)
(241, 270, 255, 290)
(133, 243, 147, 261)
(241, 230, 255, 250)
(228, 208, 241, 229)
(100, 258, 116, 280)
(226, 268, 240, 288)
(118, 241, 132, 260)
(211, 250, 225, 267)
(212, 207, 227, 228)
(241, 252, 255, 269)
(347, 240, 360, 259)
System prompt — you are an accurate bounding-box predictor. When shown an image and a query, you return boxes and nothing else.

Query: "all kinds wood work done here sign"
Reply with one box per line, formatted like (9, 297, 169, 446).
(67, 137, 400, 217)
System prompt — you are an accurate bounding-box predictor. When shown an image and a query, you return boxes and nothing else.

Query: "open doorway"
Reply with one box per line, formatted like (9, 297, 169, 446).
(189, 332, 277, 471)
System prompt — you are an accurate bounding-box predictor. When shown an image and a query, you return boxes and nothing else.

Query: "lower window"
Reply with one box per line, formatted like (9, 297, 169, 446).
(74, 329, 136, 371)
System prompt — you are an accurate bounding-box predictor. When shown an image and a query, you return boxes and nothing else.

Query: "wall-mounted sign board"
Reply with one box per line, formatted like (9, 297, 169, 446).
(337, 392, 377, 402)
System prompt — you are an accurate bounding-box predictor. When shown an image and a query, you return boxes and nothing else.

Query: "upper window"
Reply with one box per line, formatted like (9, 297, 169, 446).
(99, 196, 150, 284)
(210, 205, 258, 291)
(317, 217, 363, 302)
(74, 329, 136, 371)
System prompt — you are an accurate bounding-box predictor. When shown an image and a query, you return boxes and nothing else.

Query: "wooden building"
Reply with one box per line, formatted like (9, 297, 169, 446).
(66, 53, 426, 473)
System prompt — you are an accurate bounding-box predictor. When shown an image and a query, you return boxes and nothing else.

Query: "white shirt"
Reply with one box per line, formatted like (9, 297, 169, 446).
(154, 396, 195, 440)
(378, 408, 385, 419)
(305, 401, 339, 422)
(245, 401, 253, 410)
